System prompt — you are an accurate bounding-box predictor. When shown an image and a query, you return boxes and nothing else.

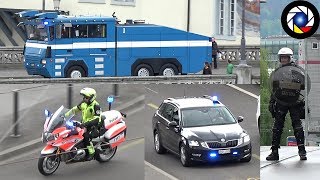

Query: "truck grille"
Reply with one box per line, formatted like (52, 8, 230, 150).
(207, 140, 238, 148)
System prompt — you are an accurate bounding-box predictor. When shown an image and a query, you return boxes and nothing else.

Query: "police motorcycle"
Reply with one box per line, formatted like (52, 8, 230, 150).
(38, 96, 127, 176)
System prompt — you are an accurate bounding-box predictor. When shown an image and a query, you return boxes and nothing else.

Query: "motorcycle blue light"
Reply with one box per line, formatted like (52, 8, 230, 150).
(107, 96, 114, 103)
(233, 151, 238, 155)
(209, 153, 217, 157)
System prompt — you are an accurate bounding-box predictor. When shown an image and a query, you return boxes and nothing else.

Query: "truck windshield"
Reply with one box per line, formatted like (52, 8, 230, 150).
(25, 24, 49, 41)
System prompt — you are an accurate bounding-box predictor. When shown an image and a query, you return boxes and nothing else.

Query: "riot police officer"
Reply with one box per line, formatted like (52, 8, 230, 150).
(266, 47, 307, 161)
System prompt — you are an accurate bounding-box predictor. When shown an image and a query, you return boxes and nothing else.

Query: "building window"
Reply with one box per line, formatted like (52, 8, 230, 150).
(78, 0, 106, 4)
(216, 0, 236, 37)
(111, 0, 136, 6)
(219, 0, 224, 35)
(230, 0, 235, 35)
(312, 42, 318, 49)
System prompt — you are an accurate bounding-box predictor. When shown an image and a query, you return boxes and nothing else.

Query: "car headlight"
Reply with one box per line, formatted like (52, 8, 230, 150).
(200, 141, 209, 148)
(238, 133, 250, 145)
(243, 135, 250, 143)
(188, 140, 199, 147)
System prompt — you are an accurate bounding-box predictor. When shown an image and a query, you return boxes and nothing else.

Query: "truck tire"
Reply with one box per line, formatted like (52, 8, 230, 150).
(67, 66, 86, 78)
(134, 64, 154, 76)
(159, 63, 178, 76)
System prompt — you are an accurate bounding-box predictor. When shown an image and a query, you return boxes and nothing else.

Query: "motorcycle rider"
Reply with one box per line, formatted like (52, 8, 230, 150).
(65, 87, 101, 161)
(266, 47, 307, 161)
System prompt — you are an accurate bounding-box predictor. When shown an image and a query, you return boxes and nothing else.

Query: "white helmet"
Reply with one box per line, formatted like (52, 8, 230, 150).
(278, 47, 294, 62)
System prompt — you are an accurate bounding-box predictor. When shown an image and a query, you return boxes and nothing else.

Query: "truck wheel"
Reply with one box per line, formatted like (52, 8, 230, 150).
(67, 66, 86, 78)
(159, 64, 178, 76)
(134, 64, 154, 76)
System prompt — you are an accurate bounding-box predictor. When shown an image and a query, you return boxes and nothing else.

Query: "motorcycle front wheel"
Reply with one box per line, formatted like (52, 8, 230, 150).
(38, 154, 60, 176)
(95, 142, 117, 163)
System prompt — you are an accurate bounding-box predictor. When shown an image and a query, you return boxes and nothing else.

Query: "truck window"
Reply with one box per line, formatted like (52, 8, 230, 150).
(88, 24, 106, 38)
(72, 24, 88, 38)
(49, 26, 54, 41)
(56, 24, 72, 39)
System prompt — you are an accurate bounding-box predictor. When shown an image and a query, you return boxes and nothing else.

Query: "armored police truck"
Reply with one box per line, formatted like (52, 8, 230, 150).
(18, 10, 212, 78)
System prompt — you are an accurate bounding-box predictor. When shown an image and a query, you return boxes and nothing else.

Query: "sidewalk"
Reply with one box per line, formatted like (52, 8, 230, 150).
(0, 84, 145, 161)
(261, 146, 320, 180)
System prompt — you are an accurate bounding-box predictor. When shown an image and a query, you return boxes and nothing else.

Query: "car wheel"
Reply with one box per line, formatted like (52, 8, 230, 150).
(154, 131, 166, 154)
(180, 143, 192, 167)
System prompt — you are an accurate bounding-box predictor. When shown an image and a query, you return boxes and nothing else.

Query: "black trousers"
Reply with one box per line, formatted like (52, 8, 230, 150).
(83, 119, 100, 147)
(212, 55, 217, 69)
(271, 103, 305, 149)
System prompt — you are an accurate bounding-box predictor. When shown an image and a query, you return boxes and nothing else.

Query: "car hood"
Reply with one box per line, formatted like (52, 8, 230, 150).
(181, 123, 244, 141)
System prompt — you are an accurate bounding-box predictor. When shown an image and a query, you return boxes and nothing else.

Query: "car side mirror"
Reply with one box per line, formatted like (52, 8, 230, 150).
(237, 116, 244, 123)
(168, 121, 178, 127)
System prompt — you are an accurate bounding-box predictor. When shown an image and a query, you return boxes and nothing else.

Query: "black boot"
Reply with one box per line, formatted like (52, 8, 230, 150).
(298, 146, 307, 160)
(266, 147, 279, 161)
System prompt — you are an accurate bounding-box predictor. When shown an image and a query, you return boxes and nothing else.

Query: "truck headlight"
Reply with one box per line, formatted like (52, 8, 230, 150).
(189, 140, 199, 147)
(41, 59, 46, 64)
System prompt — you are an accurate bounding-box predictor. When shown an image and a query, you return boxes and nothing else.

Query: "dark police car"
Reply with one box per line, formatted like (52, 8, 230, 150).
(152, 96, 251, 167)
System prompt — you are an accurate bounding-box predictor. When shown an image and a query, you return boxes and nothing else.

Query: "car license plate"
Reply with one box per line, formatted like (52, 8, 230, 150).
(218, 149, 231, 154)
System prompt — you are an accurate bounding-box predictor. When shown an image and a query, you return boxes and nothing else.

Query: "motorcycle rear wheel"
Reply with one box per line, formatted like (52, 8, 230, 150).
(38, 154, 60, 176)
(95, 142, 117, 163)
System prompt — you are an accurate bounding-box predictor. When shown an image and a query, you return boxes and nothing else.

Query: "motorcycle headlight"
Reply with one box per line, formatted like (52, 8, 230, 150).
(188, 140, 199, 147)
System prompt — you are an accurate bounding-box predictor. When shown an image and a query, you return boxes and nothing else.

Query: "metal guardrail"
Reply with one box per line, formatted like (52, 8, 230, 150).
(0, 75, 240, 84)
(0, 46, 260, 64)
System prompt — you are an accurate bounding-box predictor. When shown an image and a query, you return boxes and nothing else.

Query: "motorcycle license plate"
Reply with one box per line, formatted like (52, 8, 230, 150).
(109, 132, 125, 143)
(218, 149, 230, 154)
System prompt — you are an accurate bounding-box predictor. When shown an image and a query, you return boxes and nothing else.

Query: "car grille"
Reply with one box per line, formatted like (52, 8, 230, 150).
(207, 140, 238, 148)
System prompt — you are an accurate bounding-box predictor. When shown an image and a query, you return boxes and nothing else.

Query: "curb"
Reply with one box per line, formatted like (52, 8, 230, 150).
(0, 95, 145, 162)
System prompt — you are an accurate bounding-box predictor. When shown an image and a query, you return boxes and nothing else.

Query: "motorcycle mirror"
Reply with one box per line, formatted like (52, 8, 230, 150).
(44, 109, 51, 117)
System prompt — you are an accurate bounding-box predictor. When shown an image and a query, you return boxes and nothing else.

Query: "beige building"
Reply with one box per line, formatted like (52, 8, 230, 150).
(0, 0, 260, 46)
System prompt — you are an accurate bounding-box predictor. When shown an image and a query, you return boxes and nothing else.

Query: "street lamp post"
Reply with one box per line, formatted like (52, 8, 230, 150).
(42, 0, 45, 12)
(240, 0, 248, 66)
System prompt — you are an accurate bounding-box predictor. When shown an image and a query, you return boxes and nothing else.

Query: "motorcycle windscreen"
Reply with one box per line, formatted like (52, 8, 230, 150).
(269, 65, 311, 105)
(104, 123, 127, 148)
(44, 105, 73, 133)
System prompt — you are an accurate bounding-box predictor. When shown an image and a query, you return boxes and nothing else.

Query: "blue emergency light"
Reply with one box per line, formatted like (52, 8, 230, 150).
(209, 153, 217, 158)
(233, 151, 238, 155)
(107, 96, 114, 103)
(212, 96, 218, 101)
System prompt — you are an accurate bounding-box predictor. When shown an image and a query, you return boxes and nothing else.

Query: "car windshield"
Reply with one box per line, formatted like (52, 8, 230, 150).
(181, 106, 237, 127)
(25, 24, 49, 41)
(45, 105, 73, 133)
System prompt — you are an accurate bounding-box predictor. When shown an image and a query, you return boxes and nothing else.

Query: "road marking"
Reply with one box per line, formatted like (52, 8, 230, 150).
(226, 84, 259, 99)
(252, 154, 260, 160)
(147, 103, 159, 110)
(145, 87, 158, 94)
(118, 138, 144, 152)
(145, 161, 180, 180)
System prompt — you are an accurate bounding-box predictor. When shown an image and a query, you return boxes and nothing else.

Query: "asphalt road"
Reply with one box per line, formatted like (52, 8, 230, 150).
(0, 105, 145, 180)
(144, 84, 260, 180)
